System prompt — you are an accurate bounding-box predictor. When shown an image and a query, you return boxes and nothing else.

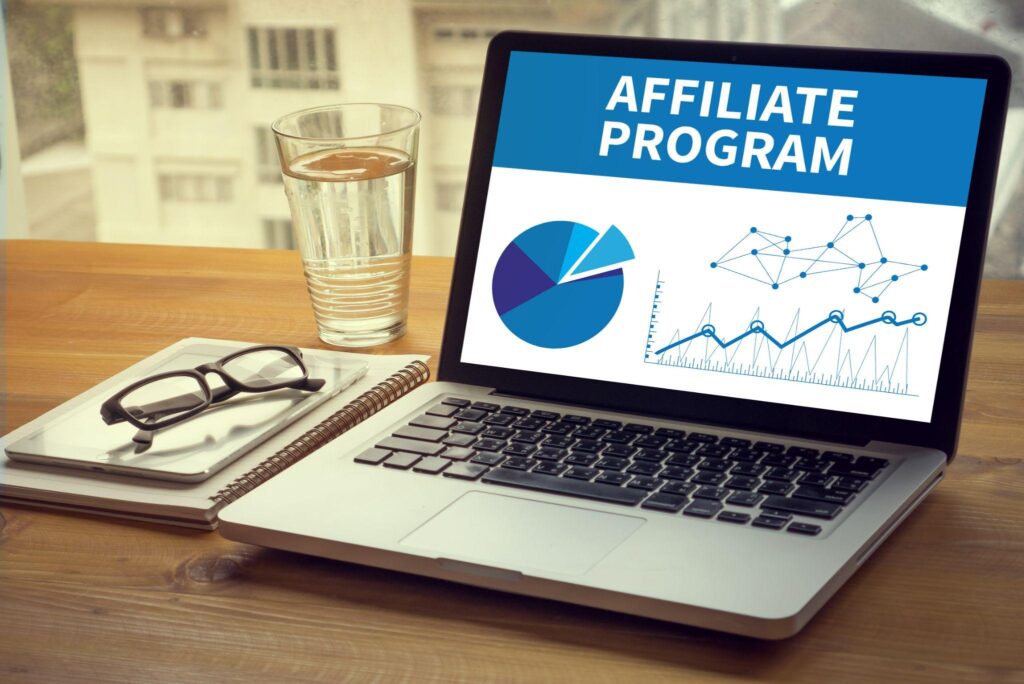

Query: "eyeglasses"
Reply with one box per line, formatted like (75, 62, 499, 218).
(100, 345, 325, 451)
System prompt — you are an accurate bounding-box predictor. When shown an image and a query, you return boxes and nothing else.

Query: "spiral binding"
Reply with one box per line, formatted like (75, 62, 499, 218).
(211, 360, 430, 506)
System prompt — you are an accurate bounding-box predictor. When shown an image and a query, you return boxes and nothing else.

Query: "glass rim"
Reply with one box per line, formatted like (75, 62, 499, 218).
(271, 102, 422, 143)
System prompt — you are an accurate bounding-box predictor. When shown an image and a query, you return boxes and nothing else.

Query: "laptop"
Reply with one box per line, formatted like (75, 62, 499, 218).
(219, 32, 1010, 638)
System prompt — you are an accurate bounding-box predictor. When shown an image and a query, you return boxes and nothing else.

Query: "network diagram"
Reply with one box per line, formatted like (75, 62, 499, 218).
(709, 214, 927, 303)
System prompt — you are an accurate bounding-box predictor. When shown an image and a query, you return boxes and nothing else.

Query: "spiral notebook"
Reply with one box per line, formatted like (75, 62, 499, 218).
(0, 338, 430, 529)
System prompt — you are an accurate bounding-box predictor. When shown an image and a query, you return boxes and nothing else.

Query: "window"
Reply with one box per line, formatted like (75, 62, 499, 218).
(149, 81, 222, 110)
(263, 218, 295, 249)
(159, 174, 234, 203)
(255, 127, 281, 183)
(141, 8, 206, 39)
(432, 26, 499, 41)
(429, 84, 479, 116)
(248, 27, 339, 89)
(435, 181, 465, 212)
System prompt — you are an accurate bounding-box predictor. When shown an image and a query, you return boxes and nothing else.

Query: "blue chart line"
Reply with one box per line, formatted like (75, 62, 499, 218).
(644, 272, 927, 396)
(710, 214, 928, 303)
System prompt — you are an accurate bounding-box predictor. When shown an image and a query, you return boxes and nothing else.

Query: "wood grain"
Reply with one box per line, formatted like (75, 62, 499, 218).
(2, 240, 1023, 683)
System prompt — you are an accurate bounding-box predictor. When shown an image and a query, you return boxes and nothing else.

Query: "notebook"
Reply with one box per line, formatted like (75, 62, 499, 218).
(0, 338, 429, 529)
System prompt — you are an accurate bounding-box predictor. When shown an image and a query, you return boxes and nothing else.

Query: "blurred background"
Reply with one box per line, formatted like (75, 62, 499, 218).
(3, 0, 1023, 275)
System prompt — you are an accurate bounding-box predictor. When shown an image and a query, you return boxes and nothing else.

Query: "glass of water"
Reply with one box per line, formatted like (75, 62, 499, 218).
(272, 103, 421, 347)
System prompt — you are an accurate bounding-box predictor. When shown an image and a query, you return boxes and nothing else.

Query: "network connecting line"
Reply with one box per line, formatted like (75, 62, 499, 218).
(709, 214, 928, 303)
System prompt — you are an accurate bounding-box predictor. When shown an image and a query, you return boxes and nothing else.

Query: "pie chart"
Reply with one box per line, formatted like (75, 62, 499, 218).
(492, 221, 635, 348)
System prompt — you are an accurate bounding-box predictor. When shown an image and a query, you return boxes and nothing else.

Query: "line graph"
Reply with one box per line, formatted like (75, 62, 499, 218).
(644, 273, 928, 395)
(709, 214, 928, 303)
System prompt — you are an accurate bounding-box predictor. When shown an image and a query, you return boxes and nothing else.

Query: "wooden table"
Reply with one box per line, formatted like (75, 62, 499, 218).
(2, 240, 1023, 682)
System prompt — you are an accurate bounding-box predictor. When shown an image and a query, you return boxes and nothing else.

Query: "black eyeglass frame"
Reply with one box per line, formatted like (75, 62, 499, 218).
(100, 345, 325, 432)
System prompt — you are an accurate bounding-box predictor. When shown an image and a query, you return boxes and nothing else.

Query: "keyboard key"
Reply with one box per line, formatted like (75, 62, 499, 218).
(724, 475, 759, 491)
(661, 481, 697, 497)
(666, 440, 699, 454)
(800, 472, 834, 487)
(514, 417, 547, 431)
(444, 462, 488, 480)
(623, 423, 654, 434)
(456, 408, 487, 422)
(562, 414, 591, 425)
(541, 422, 574, 436)
(761, 495, 842, 520)
(696, 444, 729, 458)
(383, 452, 420, 470)
(410, 414, 457, 430)
(482, 469, 647, 505)
(474, 438, 507, 452)
(786, 446, 820, 458)
(376, 437, 445, 456)
(510, 430, 543, 444)
(720, 437, 752, 448)
(444, 433, 477, 448)
(693, 486, 729, 501)
(633, 435, 668, 449)
(855, 456, 890, 470)
(594, 471, 630, 486)
(542, 435, 574, 448)
(634, 448, 669, 463)
(534, 447, 567, 461)
(660, 466, 694, 481)
(794, 457, 828, 472)
(718, 511, 751, 524)
(441, 397, 471, 407)
(792, 485, 854, 506)
(757, 481, 794, 496)
(602, 431, 635, 445)
(688, 432, 719, 443)
(426, 403, 460, 418)
(499, 405, 530, 416)
(654, 427, 684, 439)
(354, 447, 391, 465)
(666, 453, 701, 468)
(440, 446, 475, 461)
(482, 426, 513, 439)
(642, 493, 688, 512)
(451, 421, 485, 435)
(764, 467, 800, 482)
(832, 477, 868, 492)
(762, 454, 798, 468)
(501, 457, 537, 471)
(729, 448, 763, 463)
(413, 457, 450, 474)
(821, 451, 854, 463)
(533, 461, 568, 476)
(726, 491, 764, 507)
(532, 410, 560, 421)
(602, 445, 636, 459)
(754, 441, 785, 453)
(626, 476, 663, 491)
(788, 522, 823, 536)
(731, 462, 767, 477)
(482, 413, 515, 427)
(684, 499, 722, 518)
(571, 439, 601, 453)
(752, 514, 788, 530)
(626, 461, 662, 477)
(696, 458, 730, 472)
(595, 456, 629, 471)
(565, 452, 598, 466)
(692, 471, 726, 486)
(471, 452, 505, 466)
(565, 466, 599, 480)
(828, 463, 881, 479)
(503, 443, 537, 457)
(593, 418, 622, 430)
(394, 425, 448, 443)
(573, 426, 606, 440)
(472, 402, 500, 412)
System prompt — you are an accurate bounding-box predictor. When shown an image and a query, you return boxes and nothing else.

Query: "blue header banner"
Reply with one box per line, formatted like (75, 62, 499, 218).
(493, 51, 987, 207)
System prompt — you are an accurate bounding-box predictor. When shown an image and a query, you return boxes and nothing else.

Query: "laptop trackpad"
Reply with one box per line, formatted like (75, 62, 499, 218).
(400, 491, 645, 576)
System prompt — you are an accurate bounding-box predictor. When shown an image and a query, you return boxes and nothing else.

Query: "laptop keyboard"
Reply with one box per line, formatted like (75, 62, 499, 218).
(354, 397, 890, 536)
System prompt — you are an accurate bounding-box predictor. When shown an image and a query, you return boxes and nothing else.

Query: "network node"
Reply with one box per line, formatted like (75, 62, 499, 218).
(880, 257, 888, 264)
(853, 287, 861, 293)
(799, 272, 807, 278)
(771, 283, 779, 290)
(921, 264, 928, 271)
(784, 236, 791, 242)
(865, 214, 873, 220)
(751, 249, 758, 255)
(827, 242, 834, 248)
(846, 214, 854, 221)
(750, 227, 757, 233)
(891, 275, 899, 282)
(872, 297, 879, 303)
(858, 262, 865, 269)
(710, 262, 717, 268)
(783, 249, 790, 255)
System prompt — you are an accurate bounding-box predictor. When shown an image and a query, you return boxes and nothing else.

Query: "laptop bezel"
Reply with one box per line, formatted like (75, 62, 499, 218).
(438, 30, 1011, 459)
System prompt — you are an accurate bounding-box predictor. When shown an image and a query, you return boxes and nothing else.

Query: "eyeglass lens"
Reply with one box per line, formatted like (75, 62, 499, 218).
(120, 375, 208, 425)
(221, 348, 304, 388)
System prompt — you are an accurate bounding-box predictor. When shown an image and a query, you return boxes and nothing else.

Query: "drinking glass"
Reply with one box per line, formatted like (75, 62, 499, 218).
(273, 103, 421, 347)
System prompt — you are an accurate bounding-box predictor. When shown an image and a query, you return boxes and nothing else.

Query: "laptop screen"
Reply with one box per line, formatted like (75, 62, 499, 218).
(460, 50, 987, 423)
